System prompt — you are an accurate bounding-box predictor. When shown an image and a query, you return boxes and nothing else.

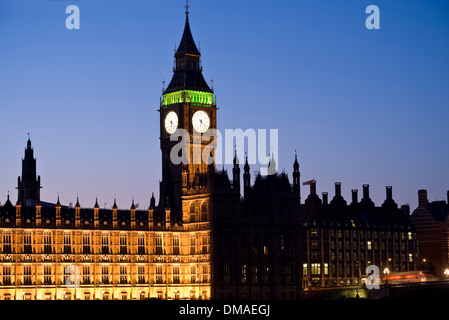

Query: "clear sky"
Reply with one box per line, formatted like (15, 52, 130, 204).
(0, 0, 448, 210)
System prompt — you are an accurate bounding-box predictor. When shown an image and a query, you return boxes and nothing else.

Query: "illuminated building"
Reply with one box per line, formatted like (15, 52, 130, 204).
(0, 5, 424, 301)
(0, 7, 302, 300)
(301, 181, 418, 290)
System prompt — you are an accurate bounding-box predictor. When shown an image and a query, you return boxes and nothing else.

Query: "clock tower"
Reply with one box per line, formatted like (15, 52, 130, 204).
(159, 7, 217, 225)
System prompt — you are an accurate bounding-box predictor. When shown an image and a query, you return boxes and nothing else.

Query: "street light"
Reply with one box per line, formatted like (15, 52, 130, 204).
(383, 267, 390, 285)
(444, 269, 449, 277)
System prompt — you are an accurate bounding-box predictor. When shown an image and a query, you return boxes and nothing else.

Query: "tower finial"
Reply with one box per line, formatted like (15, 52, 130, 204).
(185, 0, 190, 15)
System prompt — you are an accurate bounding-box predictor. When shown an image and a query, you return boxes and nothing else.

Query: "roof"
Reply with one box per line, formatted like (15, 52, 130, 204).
(175, 14, 200, 57)
(163, 13, 212, 95)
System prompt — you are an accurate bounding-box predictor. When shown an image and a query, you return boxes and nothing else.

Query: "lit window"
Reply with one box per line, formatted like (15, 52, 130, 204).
(367, 241, 372, 250)
(408, 232, 413, 240)
(241, 265, 247, 284)
(311, 263, 320, 275)
(303, 264, 307, 276)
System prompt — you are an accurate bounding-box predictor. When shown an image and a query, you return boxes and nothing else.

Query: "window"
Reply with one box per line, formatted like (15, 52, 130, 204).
(263, 265, 270, 283)
(190, 235, 196, 255)
(367, 241, 372, 250)
(173, 234, 180, 255)
(24, 231, 32, 253)
(283, 265, 292, 283)
(102, 266, 109, 284)
(252, 265, 259, 283)
(120, 266, 127, 284)
(2, 265, 11, 285)
(83, 266, 90, 284)
(223, 264, 231, 283)
(311, 263, 320, 275)
(241, 265, 247, 284)
(156, 234, 163, 255)
(138, 234, 145, 255)
(201, 202, 208, 221)
(101, 234, 109, 254)
(252, 236, 258, 256)
(201, 265, 210, 283)
(44, 265, 51, 284)
(64, 233, 71, 254)
(138, 266, 145, 284)
(156, 265, 163, 284)
(2, 232, 11, 254)
(24, 265, 32, 285)
(263, 236, 269, 255)
(190, 265, 196, 283)
(408, 232, 413, 240)
(202, 235, 208, 254)
(173, 265, 180, 284)
(302, 264, 307, 276)
(190, 203, 196, 223)
(44, 232, 52, 254)
(83, 233, 91, 254)
(120, 234, 127, 255)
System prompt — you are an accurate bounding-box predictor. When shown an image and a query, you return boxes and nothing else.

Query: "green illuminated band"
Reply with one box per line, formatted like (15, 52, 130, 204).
(161, 90, 216, 107)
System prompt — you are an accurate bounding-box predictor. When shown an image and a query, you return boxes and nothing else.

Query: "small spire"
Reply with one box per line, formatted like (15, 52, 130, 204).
(233, 147, 239, 165)
(185, 0, 190, 15)
(75, 194, 80, 208)
(56, 193, 61, 206)
(112, 196, 118, 209)
(94, 196, 99, 209)
(149, 193, 156, 209)
(131, 197, 136, 210)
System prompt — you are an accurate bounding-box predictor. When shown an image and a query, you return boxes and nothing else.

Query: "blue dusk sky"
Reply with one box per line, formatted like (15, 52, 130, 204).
(0, 0, 448, 210)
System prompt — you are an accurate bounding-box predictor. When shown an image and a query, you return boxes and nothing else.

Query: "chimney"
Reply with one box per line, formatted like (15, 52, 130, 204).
(351, 189, 358, 205)
(310, 180, 316, 195)
(322, 192, 328, 205)
(363, 184, 370, 199)
(335, 182, 341, 196)
(418, 189, 428, 207)
(401, 204, 410, 216)
(386, 186, 393, 200)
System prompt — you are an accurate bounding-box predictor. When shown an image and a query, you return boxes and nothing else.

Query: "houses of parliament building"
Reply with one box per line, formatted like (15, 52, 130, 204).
(0, 8, 418, 300)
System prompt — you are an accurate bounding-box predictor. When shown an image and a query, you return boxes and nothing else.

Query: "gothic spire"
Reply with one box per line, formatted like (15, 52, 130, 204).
(164, 5, 212, 94)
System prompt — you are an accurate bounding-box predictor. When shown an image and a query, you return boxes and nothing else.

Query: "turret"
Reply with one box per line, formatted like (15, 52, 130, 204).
(232, 150, 240, 195)
(293, 153, 300, 201)
(56, 195, 61, 227)
(112, 197, 118, 228)
(243, 155, 251, 197)
(75, 196, 81, 227)
(131, 198, 136, 229)
(17, 136, 41, 205)
(94, 197, 99, 228)
(165, 197, 171, 228)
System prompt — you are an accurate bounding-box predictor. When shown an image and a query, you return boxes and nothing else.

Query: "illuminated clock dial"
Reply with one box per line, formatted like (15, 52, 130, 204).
(192, 110, 210, 133)
(164, 111, 178, 134)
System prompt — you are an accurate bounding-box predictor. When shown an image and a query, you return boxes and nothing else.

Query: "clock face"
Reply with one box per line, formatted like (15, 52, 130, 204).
(164, 111, 178, 134)
(192, 110, 210, 133)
